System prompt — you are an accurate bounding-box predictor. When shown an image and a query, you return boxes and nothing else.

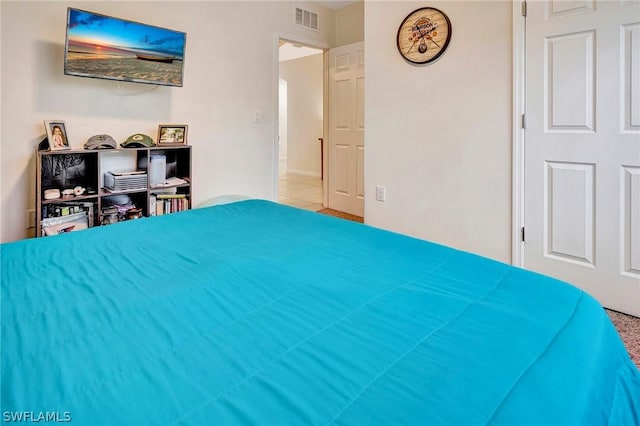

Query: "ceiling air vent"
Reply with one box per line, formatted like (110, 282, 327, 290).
(295, 7, 318, 31)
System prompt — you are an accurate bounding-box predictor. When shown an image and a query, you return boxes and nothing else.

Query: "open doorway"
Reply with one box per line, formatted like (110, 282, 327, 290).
(277, 40, 324, 212)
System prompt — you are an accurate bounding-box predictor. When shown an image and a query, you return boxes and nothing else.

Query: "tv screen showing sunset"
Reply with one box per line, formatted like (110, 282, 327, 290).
(64, 8, 186, 87)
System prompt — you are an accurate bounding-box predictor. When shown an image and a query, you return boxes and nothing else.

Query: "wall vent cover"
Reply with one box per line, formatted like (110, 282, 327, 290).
(295, 7, 318, 31)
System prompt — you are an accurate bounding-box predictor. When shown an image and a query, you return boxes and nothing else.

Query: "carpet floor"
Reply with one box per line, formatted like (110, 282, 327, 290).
(607, 309, 640, 369)
(316, 208, 640, 369)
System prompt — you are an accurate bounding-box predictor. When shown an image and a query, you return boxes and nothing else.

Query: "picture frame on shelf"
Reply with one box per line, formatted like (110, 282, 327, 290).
(44, 120, 71, 151)
(157, 124, 188, 146)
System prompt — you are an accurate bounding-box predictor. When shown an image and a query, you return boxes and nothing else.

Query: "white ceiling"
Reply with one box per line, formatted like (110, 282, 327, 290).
(314, 1, 359, 10)
(279, 43, 323, 63)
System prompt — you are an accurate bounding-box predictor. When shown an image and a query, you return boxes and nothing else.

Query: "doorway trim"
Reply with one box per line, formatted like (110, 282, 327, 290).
(272, 33, 329, 205)
(512, 3, 526, 267)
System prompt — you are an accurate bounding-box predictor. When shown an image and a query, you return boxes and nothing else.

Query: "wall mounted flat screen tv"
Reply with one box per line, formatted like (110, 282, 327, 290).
(64, 8, 186, 87)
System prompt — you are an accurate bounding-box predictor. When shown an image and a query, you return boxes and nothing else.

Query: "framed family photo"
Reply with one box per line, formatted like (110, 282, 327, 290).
(44, 120, 70, 151)
(157, 125, 188, 146)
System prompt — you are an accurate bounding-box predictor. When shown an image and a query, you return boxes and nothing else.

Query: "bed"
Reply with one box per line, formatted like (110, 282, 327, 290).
(2, 199, 639, 425)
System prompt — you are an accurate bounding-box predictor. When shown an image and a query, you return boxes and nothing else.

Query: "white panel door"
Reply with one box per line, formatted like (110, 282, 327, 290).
(524, 0, 640, 316)
(328, 41, 364, 217)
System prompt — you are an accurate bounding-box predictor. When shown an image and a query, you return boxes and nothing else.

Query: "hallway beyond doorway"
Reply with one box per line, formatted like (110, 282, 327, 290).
(278, 161, 323, 212)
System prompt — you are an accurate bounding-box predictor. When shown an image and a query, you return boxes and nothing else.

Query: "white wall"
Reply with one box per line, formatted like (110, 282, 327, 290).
(2, 0, 516, 261)
(0, 1, 336, 242)
(278, 79, 288, 160)
(364, 1, 513, 263)
(279, 53, 323, 176)
(335, 1, 364, 46)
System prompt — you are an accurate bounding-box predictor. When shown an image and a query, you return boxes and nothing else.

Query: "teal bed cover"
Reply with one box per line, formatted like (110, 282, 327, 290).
(2, 200, 639, 425)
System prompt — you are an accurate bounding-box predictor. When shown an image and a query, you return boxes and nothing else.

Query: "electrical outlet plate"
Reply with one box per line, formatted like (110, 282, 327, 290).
(375, 186, 386, 202)
(27, 209, 36, 229)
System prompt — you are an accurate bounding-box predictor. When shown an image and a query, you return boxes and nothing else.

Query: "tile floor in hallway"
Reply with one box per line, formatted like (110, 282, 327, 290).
(278, 167, 323, 212)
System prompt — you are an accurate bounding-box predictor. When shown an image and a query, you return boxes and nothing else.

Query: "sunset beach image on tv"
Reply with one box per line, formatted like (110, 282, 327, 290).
(64, 8, 186, 87)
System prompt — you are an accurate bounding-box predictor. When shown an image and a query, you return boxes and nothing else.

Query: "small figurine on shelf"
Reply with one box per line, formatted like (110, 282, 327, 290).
(100, 206, 119, 225)
(126, 207, 142, 220)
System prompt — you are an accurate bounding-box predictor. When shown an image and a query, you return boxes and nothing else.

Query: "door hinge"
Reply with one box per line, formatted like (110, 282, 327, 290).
(521, 113, 526, 129)
(521, 227, 526, 242)
(522, 1, 527, 17)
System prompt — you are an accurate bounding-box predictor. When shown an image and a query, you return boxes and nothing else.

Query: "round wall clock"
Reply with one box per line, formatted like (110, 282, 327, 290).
(396, 7, 452, 65)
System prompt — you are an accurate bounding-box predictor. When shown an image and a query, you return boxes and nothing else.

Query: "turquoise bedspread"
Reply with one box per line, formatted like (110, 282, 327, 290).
(2, 200, 639, 425)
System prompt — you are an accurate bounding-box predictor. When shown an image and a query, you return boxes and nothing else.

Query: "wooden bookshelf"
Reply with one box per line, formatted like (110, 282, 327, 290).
(35, 146, 191, 237)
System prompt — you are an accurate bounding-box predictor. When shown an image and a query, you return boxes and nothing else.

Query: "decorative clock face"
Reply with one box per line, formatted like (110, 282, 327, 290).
(397, 7, 452, 64)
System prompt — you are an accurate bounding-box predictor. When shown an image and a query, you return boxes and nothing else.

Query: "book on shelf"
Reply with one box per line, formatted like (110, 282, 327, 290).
(153, 195, 189, 216)
(149, 194, 157, 217)
(155, 193, 188, 199)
